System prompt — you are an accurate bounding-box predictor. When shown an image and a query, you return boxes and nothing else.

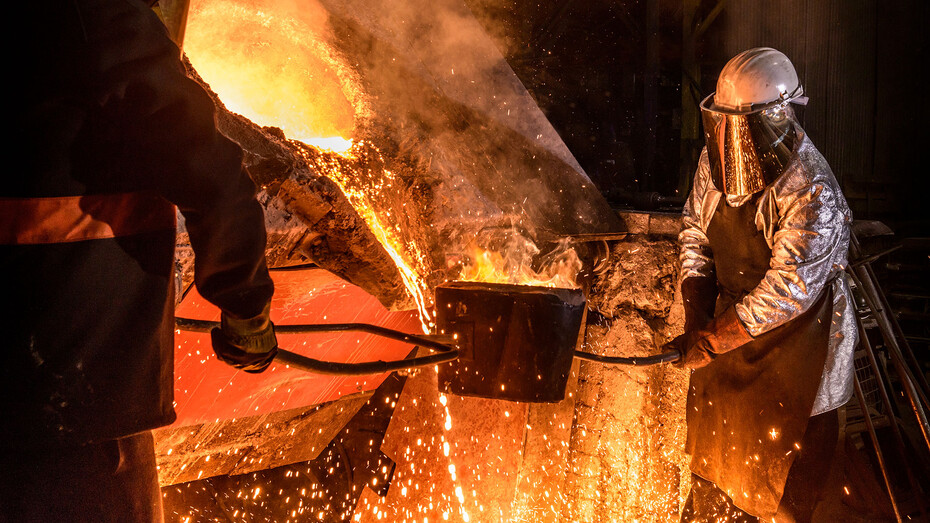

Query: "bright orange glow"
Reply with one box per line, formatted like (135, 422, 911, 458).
(302, 137, 354, 154)
(295, 143, 435, 330)
(458, 240, 582, 289)
(184, 0, 435, 325)
(184, 0, 361, 147)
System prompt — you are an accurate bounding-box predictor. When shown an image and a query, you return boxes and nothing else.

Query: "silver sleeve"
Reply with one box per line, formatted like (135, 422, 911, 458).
(735, 171, 851, 336)
(679, 150, 717, 281)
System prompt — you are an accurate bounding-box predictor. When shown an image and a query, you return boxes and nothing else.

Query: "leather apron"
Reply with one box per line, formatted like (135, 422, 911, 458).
(684, 195, 833, 518)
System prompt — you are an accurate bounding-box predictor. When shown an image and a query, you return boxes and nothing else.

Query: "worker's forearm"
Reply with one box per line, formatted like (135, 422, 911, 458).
(679, 149, 717, 280)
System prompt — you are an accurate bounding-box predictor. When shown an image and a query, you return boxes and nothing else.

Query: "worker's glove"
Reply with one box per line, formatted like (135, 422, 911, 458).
(665, 305, 754, 369)
(665, 330, 714, 369)
(695, 305, 755, 355)
(210, 303, 278, 373)
(664, 277, 720, 368)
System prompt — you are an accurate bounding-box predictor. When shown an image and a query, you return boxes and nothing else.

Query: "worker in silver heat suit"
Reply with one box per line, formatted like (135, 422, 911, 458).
(666, 47, 858, 522)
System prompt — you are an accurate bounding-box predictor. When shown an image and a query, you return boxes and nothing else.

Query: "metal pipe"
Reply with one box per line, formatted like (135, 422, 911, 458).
(175, 318, 457, 354)
(846, 268, 930, 453)
(177, 317, 684, 379)
(849, 244, 902, 269)
(854, 311, 929, 520)
(573, 349, 680, 366)
(861, 260, 930, 398)
(176, 317, 460, 375)
(853, 376, 903, 522)
(848, 262, 930, 412)
(850, 234, 930, 400)
(275, 347, 459, 376)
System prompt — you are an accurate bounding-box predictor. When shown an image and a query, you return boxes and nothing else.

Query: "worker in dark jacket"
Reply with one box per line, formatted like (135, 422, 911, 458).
(2, 1, 277, 520)
(666, 48, 857, 521)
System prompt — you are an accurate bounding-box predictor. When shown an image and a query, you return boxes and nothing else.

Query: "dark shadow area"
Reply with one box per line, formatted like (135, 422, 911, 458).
(464, 0, 928, 233)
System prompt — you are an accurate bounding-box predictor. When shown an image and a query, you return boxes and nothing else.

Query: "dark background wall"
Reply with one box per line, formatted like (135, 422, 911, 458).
(465, 0, 929, 235)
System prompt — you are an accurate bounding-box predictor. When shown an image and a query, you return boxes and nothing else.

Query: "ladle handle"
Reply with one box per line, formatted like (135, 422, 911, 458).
(175, 317, 460, 375)
(275, 347, 459, 376)
(175, 318, 456, 353)
(573, 349, 681, 366)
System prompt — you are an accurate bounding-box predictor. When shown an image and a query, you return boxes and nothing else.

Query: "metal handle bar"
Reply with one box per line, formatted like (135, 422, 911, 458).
(176, 318, 680, 373)
(175, 318, 456, 353)
(573, 349, 681, 366)
(175, 317, 459, 375)
(275, 348, 459, 376)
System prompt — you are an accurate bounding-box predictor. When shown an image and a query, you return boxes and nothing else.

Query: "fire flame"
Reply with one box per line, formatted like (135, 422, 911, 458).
(457, 240, 582, 289)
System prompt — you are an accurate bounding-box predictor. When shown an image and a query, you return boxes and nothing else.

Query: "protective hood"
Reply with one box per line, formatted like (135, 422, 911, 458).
(700, 93, 804, 196)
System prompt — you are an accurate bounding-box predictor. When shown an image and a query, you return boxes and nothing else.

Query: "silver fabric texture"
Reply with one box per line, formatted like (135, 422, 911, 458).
(680, 135, 857, 415)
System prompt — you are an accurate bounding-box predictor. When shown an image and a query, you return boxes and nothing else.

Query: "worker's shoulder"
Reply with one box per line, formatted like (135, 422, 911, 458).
(774, 136, 842, 197)
(691, 147, 713, 191)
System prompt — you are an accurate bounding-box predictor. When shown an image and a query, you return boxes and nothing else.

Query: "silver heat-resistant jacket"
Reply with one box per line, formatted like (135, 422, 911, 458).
(680, 136, 857, 415)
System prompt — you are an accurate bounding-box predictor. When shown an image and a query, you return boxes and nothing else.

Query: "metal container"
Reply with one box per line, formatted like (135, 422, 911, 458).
(435, 281, 586, 403)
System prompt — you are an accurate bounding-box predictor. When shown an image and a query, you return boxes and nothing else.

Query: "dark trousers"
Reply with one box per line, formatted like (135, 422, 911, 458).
(682, 409, 840, 523)
(0, 431, 163, 523)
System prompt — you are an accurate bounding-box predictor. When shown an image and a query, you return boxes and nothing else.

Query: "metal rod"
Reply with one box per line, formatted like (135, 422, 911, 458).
(849, 244, 902, 269)
(846, 268, 930, 453)
(848, 262, 930, 413)
(850, 234, 930, 400)
(178, 317, 680, 368)
(853, 375, 903, 522)
(854, 310, 929, 519)
(573, 349, 680, 366)
(176, 317, 461, 375)
(275, 347, 459, 376)
(862, 260, 930, 399)
(175, 318, 457, 353)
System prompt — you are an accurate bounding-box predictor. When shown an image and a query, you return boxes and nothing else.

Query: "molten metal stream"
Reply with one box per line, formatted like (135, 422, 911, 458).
(185, 0, 437, 328)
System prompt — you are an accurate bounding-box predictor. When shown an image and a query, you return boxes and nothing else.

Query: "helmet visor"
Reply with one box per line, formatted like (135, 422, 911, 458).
(700, 93, 800, 196)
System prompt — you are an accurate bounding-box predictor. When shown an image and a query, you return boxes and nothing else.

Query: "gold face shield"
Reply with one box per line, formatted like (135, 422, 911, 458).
(700, 93, 803, 196)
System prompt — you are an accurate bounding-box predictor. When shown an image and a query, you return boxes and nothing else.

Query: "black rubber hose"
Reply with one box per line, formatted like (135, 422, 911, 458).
(573, 349, 681, 366)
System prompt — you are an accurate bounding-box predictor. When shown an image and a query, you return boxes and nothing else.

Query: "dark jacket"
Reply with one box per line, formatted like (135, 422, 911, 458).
(2, 0, 274, 449)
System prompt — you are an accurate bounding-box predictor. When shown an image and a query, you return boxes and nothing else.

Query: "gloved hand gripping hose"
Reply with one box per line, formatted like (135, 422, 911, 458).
(210, 304, 279, 373)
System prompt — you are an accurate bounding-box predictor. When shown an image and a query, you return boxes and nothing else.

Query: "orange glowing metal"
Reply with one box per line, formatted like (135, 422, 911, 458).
(184, 0, 362, 147)
(302, 146, 435, 330)
(186, 0, 435, 328)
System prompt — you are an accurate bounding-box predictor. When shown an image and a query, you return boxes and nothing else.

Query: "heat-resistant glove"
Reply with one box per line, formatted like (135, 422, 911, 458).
(211, 303, 278, 373)
(665, 329, 715, 369)
(693, 305, 754, 356)
(665, 277, 719, 368)
(667, 305, 755, 369)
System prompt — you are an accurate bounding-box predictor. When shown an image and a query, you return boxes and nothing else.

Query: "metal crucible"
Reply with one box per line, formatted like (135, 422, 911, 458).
(435, 281, 586, 403)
